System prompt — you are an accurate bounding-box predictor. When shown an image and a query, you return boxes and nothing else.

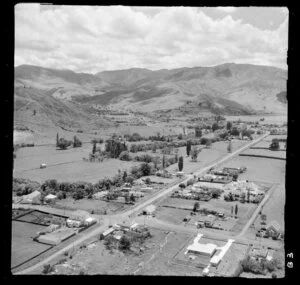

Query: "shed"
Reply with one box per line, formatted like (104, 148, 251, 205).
(84, 217, 97, 226)
(44, 194, 57, 203)
(66, 219, 83, 228)
(40, 163, 47, 169)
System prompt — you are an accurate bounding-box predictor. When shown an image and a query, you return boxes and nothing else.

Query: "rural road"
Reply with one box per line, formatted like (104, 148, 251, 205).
(15, 133, 269, 275)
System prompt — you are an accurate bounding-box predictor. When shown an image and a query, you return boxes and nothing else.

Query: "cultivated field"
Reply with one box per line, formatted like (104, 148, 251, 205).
(11, 221, 52, 269)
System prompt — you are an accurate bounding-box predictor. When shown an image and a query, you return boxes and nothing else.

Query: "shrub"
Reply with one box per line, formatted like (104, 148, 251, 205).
(179, 183, 186, 189)
(140, 163, 151, 176)
(119, 235, 131, 250)
(128, 133, 143, 142)
(57, 138, 72, 150)
(119, 151, 132, 161)
(212, 122, 219, 132)
(72, 189, 85, 200)
(42, 264, 55, 274)
(230, 127, 240, 136)
(269, 139, 280, 150)
(187, 179, 195, 186)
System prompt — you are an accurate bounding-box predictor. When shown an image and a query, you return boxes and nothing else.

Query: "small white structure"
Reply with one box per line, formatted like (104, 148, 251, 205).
(44, 194, 57, 204)
(84, 217, 97, 226)
(66, 219, 83, 228)
(40, 163, 47, 169)
(102, 227, 115, 237)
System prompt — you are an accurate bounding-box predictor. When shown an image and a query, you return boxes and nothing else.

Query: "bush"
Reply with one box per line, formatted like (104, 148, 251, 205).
(119, 235, 131, 250)
(134, 154, 153, 163)
(269, 139, 280, 150)
(241, 256, 264, 274)
(119, 151, 132, 161)
(72, 189, 85, 200)
(179, 183, 186, 189)
(140, 163, 151, 176)
(42, 264, 55, 274)
(128, 133, 143, 142)
(230, 127, 240, 136)
(187, 179, 195, 186)
(57, 138, 72, 150)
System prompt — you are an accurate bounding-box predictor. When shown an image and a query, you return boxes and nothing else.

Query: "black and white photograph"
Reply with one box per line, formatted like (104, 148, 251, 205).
(11, 4, 289, 277)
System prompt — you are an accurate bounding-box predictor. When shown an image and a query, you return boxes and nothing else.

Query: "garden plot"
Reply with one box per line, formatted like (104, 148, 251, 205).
(11, 221, 52, 269)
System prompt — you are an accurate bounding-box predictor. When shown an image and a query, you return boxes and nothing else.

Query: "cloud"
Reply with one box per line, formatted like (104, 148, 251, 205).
(14, 5, 288, 73)
(216, 7, 237, 13)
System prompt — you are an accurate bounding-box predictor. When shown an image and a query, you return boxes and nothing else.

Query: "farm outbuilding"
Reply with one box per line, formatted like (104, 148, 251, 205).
(44, 194, 57, 204)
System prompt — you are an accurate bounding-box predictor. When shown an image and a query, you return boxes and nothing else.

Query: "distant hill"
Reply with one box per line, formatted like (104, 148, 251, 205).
(15, 63, 288, 117)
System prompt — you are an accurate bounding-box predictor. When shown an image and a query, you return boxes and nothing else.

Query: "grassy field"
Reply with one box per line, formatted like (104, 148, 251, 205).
(54, 197, 127, 215)
(11, 221, 52, 269)
(156, 197, 257, 233)
(218, 156, 286, 184)
(14, 158, 140, 183)
(224, 115, 287, 125)
(240, 148, 286, 159)
(166, 140, 248, 174)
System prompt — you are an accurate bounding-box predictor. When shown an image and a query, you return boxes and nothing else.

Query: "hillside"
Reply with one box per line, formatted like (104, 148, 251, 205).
(15, 63, 288, 117)
(14, 85, 113, 135)
(15, 64, 111, 101)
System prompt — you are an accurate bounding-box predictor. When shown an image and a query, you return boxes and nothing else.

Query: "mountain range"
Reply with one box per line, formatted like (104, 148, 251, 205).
(14, 63, 287, 131)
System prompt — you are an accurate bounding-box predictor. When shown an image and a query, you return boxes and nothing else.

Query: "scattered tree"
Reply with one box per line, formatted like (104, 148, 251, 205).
(162, 155, 166, 169)
(193, 202, 200, 212)
(92, 141, 97, 154)
(269, 138, 280, 151)
(227, 141, 232, 153)
(212, 122, 219, 132)
(57, 138, 72, 150)
(178, 156, 184, 172)
(235, 204, 239, 218)
(226, 121, 232, 130)
(195, 127, 202, 138)
(119, 235, 131, 250)
(186, 140, 192, 156)
(191, 146, 200, 162)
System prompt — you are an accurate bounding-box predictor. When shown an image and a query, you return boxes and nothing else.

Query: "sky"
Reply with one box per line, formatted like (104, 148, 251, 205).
(14, 5, 289, 73)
